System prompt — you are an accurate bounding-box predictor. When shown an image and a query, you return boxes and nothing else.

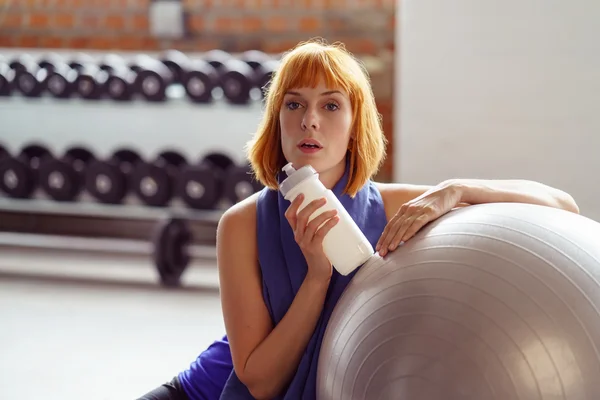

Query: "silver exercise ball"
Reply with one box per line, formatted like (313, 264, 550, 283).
(317, 203, 600, 400)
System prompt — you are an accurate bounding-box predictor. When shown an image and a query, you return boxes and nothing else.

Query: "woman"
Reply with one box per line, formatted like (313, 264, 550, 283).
(139, 39, 579, 400)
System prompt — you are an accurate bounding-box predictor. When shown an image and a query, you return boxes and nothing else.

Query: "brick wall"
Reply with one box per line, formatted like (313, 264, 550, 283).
(0, 0, 396, 180)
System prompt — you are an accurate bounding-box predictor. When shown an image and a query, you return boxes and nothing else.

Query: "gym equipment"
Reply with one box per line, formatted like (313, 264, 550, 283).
(0, 203, 223, 288)
(202, 49, 232, 72)
(84, 149, 143, 204)
(131, 54, 174, 102)
(0, 144, 7, 162)
(10, 55, 48, 97)
(182, 59, 219, 103)
(223, 163, 263, 205)
(317, 203, 600, 400)
(75, 63, 108, 100)
(42, 56, 79, 99)
(159, 49, 192, 85)
(37, 52, 64, 72)
(218, 58, 257, 104)
(68, 53, 97, 73)
(38, 147, 96, 202)
(101, 55, 137, 102)
(176, 152, 235, 210)
(8, 53, 37, 74)
(0, 60, 15, 96)
(0, 144, 53, 199)
(256, 59, 279, 97)
(131, 150, 187, 207)
(239, 50, 272, 71)
(152, 217, 192, 287)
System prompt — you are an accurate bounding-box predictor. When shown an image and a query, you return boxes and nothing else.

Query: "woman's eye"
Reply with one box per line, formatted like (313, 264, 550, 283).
(286, 101, 301, 110)
(325, 102, 339, 111)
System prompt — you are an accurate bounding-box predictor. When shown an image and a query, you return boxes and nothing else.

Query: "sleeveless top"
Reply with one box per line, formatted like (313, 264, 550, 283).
(179, 162, 388, 400)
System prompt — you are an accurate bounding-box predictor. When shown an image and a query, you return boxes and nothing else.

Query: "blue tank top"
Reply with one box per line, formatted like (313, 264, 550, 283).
(179, 162, 388, 400)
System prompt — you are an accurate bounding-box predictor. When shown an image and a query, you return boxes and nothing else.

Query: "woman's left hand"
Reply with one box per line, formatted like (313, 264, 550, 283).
(376, 182, 464, 257)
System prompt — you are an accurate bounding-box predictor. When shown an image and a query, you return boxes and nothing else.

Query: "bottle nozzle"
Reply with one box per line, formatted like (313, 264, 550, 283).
(282, 162, 296, 176)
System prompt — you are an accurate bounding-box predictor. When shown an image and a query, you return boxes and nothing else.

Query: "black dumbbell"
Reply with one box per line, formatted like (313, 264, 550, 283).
(202, 49, 232, 73)
(38, 147, 96, 202)
(159, 49, 192, 85)
(219, 58, 262, 105)
(39, 55, 79, 99)
(0, 144, 8, 163)
(131, 151, 187, 207)
(37, 52, 64, 71)
(223, 163, 264, 205)
(75, 63, 108, 100)
(0, 144, 53, 199)
(255, 59, 279, 98)
(85, 149, 143, 204)
(9, 55, 48, 97)
(0, 60, 15, 96)
(99, 54, 137, 102)
(182, 59, 219, 104)
(176, 152, 235, 210)
(68, 53, 97, 73)
(130, 55, 175, 102)
(239, 50, 272, 71)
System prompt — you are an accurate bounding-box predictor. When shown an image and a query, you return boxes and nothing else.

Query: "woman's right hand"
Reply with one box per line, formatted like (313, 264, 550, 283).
(285, 193, 339, 283)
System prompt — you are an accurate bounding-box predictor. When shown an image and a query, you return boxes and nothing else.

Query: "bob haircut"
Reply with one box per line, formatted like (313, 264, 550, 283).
(245, 38, 387, 197)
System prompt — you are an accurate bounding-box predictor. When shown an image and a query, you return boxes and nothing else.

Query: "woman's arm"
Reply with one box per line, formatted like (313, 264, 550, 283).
(446, 178, 580, 214)
(217, 197, 330, 400)
(376, 179, 579, 255)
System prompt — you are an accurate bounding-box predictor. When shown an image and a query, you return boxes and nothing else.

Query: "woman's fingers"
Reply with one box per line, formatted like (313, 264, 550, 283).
(302, 209, 338, 244)
(376, 214, 401, 253)
(401, 214, 431, 242)
(284, 194, 304, 231)
(314, 214, 340, 242)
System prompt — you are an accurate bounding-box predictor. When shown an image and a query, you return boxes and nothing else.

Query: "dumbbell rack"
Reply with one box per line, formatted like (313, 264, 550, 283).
(0, 47, 275, 288)
(0, 197, 224, 287)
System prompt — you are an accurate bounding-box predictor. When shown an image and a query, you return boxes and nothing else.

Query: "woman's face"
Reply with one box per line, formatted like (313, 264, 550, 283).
(279, 78, 353, 188)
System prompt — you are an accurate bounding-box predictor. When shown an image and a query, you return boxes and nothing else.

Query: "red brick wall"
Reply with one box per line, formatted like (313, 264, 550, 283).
(0, 0, 396, 180)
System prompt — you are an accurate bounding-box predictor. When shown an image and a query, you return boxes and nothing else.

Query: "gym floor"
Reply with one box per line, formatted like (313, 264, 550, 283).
(0, 245, 226, 400)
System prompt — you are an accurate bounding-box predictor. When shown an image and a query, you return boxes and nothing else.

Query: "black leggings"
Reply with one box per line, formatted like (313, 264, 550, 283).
(137, 376, 189, 400)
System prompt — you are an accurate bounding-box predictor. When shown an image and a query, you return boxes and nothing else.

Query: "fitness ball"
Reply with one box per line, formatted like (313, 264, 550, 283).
(317, 202, 600, 400)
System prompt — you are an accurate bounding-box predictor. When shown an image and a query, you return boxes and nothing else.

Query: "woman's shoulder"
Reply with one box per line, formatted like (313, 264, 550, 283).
(218, 191, 261, 233)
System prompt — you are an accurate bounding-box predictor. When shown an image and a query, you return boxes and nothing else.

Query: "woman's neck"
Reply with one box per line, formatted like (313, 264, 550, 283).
(318, 159, 347, 190)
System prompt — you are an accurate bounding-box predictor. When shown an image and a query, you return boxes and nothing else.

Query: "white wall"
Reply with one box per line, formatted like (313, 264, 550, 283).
(395, 0, 600, 221)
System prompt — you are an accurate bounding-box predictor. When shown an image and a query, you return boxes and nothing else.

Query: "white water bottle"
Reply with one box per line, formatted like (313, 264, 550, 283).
(279, 162, 374, 275)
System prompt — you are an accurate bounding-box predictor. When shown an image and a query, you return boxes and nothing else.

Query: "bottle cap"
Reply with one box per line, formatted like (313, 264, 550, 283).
(279, 162, 317, 198)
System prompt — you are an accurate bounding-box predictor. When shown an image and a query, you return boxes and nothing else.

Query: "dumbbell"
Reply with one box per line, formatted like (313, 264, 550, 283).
(84, 149, 142, 204)
(130, 55, 175, 102)
(0, 144, 53, 199)
(255, 59, 279, 98)
(182, 59, 219, 103)
(159, 49, 192, 85)
(176, 152, 235, 210)
(0, 144, 8, 164)
(218, 58, 259, 105)
(68, 53, 97, 73)
(239, 50, 279, 98)
(75, 63, 109, 100)
(9, 54, 48, 97)
(217, 50, 274, 105)
(38, 147, 96, 202)
(0, 59, 15, 96)
(223, 163, 264, 205)
(100, 54, 137, 102)
(38, 54, 79, 99)
(131, 151, 187, 207)
(202, 49, 232, 73)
